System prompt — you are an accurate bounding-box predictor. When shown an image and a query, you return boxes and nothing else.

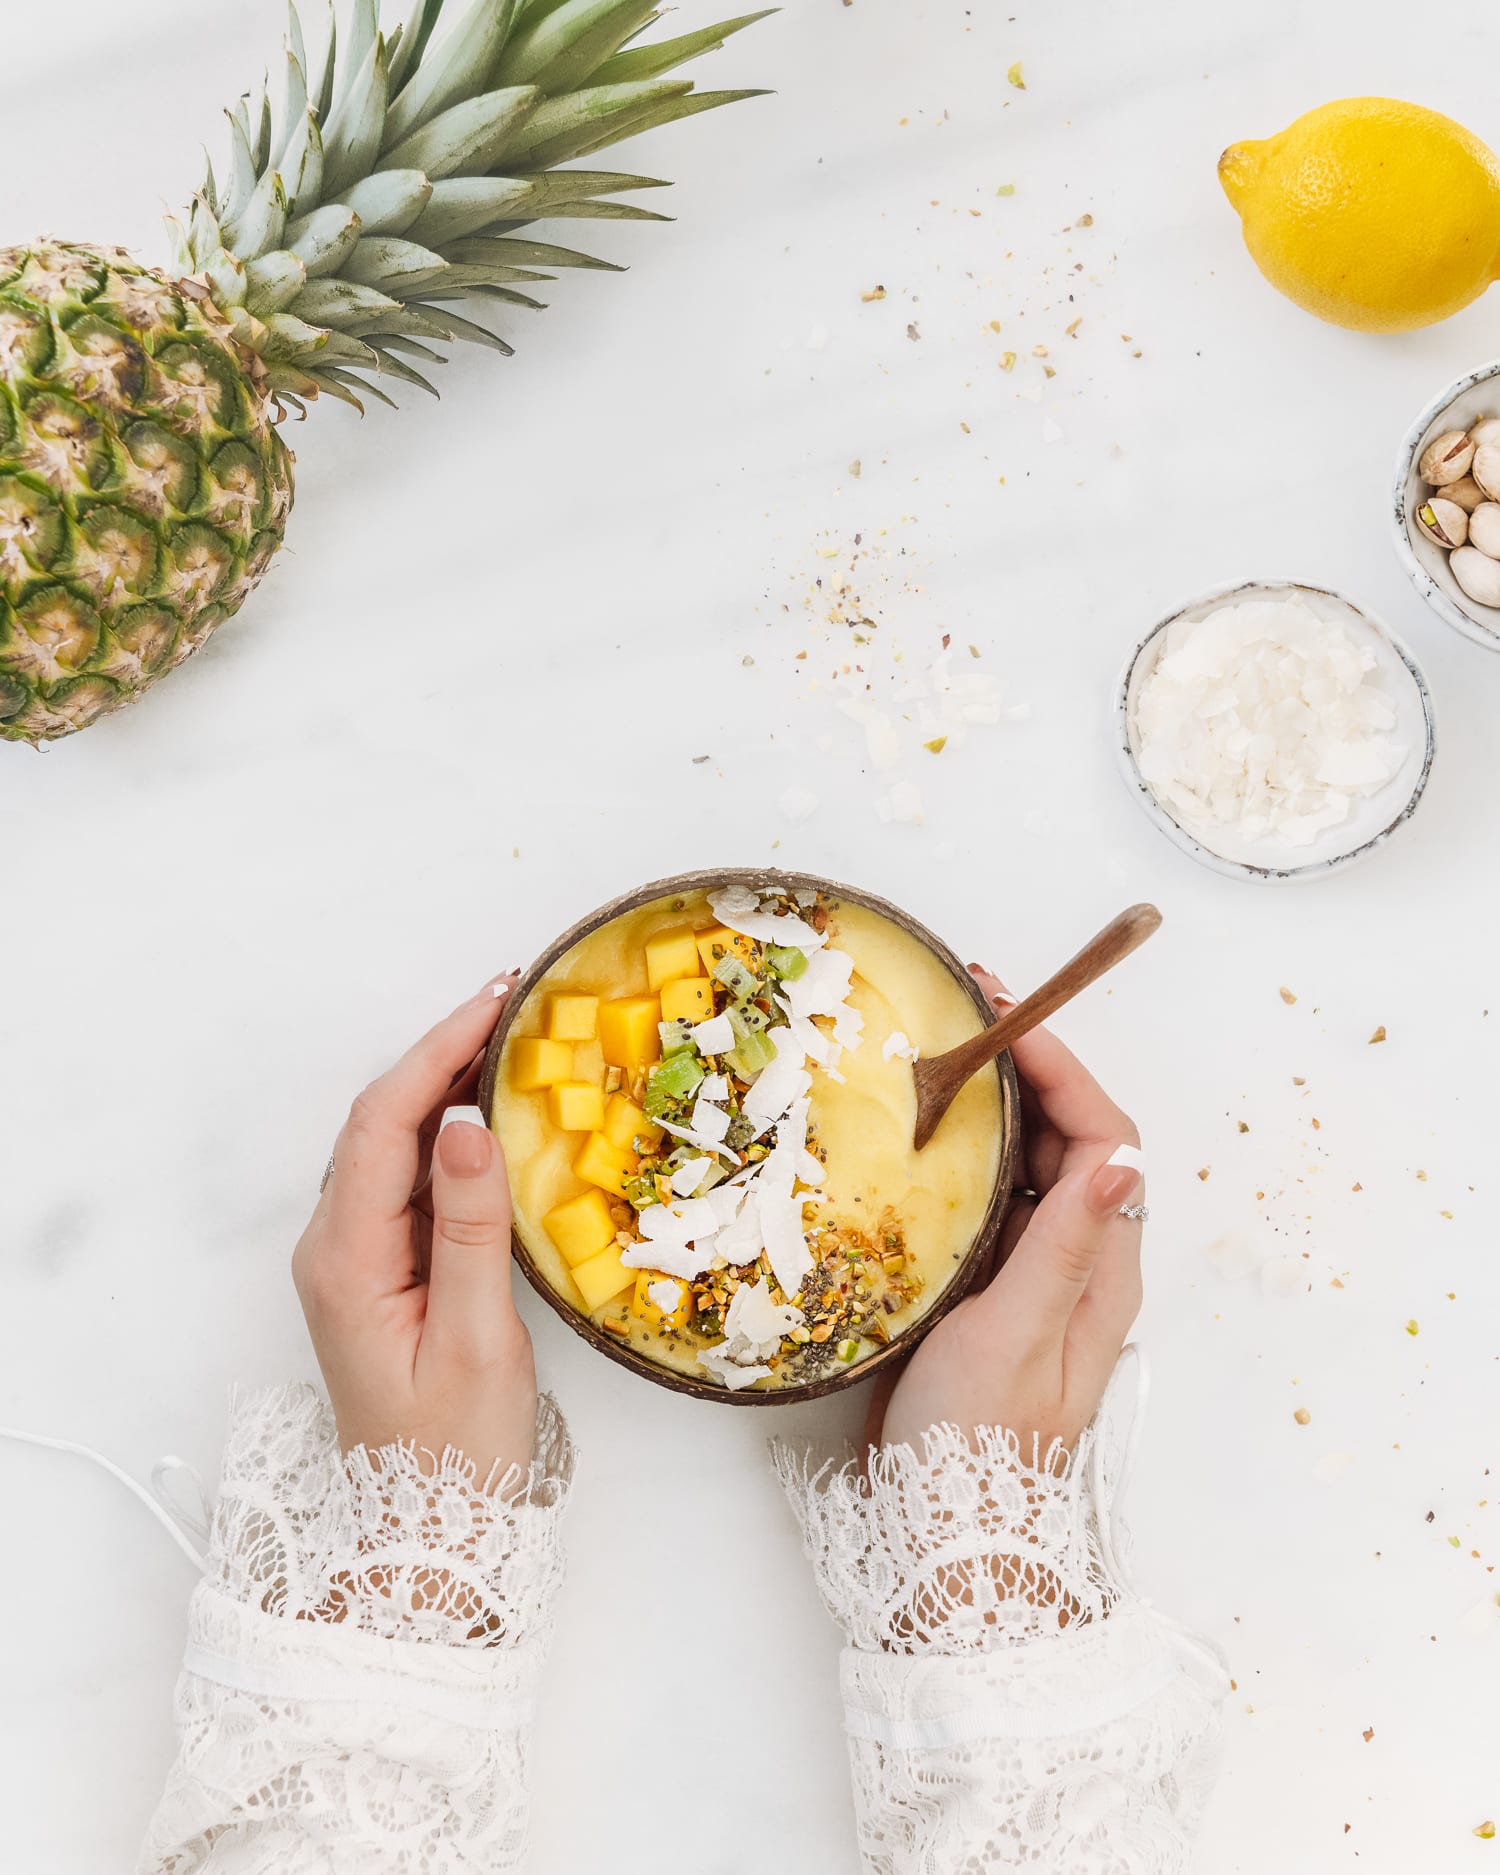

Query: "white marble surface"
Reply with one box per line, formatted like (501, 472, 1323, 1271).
(3, 1, 1499, 1868)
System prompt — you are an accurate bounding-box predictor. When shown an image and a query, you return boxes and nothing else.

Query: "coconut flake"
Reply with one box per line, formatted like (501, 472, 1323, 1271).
(876, 780, 925, 825)
(882, 1029, 918, 1062)
(724, 1276, 804, 1350)
(646, 1277, 686, 1315)
(669, 1156, 715, 1197)
(697, 1347, 773, 1390)
(690, 1095, 732, 1144)
(778, 786, 820, 823)
(708, 885, 827, 952)
(786, 947, 854, 1020)
(692, 1012, 734, 1055)
(744, 1031, 812, 1134)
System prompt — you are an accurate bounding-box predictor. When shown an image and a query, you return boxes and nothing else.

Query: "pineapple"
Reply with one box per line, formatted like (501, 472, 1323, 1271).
(0, 0, 768, 744)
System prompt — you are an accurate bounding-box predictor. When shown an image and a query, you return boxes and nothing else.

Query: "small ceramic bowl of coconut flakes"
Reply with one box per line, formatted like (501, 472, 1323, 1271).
(1393, 360, 1500, 649)
(1114, 579, 1435, 883)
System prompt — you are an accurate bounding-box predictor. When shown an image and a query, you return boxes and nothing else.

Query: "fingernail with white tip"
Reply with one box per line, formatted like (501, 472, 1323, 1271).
(440, 1104, 488, 1132)
(1106, 1143, 1145, 1173)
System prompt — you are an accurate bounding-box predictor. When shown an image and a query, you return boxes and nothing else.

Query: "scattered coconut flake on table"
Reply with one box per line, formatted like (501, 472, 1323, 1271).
(771, 524, 1030, 836)
(778, 785, 820, 822)
(1130, 594, 1410, 849)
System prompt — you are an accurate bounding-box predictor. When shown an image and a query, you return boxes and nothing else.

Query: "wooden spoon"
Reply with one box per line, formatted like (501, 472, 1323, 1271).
(912, 903, 1162, 1150)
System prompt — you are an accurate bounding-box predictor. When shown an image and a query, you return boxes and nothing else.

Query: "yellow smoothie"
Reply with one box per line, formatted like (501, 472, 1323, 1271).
(491, 887, 1005, 1392)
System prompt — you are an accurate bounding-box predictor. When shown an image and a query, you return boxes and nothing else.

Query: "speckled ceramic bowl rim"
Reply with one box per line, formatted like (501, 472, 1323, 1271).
(1111, 578, 1436, 885)
(1391, 359, 1500, 651)
(478, 868, 1022, 1406)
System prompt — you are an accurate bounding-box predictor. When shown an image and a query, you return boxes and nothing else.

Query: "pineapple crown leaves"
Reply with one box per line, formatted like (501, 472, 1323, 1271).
(167, 0, 773, 413)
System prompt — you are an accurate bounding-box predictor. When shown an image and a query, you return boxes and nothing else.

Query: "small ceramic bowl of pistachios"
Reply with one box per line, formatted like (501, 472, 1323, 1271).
(1393, 361, 1500, 650)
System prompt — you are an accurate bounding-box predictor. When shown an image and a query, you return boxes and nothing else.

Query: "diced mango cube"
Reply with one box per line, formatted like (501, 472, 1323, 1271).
(659, 977, 714, 1025)
(598, 995, 661, 1070)
(573, 1130, 638, 1196)
(543, 1188, 617, 1268)
(572, 1243, 635, 1312)
(547, 1081, 606, 1133)
(695, 924, 760, 974)
(603, 1093, 663, 1155)
(546, 993, 599, 1042)
(645, 926, 702, 991)
(510, 1036, 574, 1091)
(631, 1268, 692, 1331)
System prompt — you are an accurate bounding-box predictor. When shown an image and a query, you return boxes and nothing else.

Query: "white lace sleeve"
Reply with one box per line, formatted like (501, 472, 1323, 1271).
(138, 1384, 574, 1875)
(775, 1367, 1229, 1874)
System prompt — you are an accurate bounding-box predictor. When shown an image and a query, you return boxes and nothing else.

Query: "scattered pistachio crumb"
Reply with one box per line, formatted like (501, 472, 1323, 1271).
(1197, 1166, 1211, 1182)
(861, 284, 887, 303)
(1077, 212, 1094, 226)
(1237, 1121, 1249, 1134)
(1405, 1319, 1420, 1337)
(1449, 1535, 1462, 1549)
(1294, 1407, 1311, 1426)
(1475, 1820, 1496, 1840)
(924, 736, 948, 754)
(1007, 60, 1025, 88)
(999, 350, 1017, 371)
(848, 459, 861, 478)
(1065, 317, 1082, 336)
(1293, 1075, 1306, 1085)
(996, 182, 1015, 196)
(1279, 986, 1297, 1005)
(1369, 1025, 1387, 1044)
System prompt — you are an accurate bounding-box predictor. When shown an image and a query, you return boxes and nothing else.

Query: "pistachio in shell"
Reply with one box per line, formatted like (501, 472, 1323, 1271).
(1439, 474, 1485, 513)
(1472, 442, 1500, 501)
(1420, 429, 1476, 485)
(1469, 501, 1500, 558)
(1450, 544, 1500, 608)
(1415, 496, 1468, 549)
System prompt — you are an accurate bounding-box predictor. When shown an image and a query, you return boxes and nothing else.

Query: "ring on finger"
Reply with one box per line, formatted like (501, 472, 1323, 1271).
(1117, 1202, 1148, 1222)
(320, 1153, 336, 1193)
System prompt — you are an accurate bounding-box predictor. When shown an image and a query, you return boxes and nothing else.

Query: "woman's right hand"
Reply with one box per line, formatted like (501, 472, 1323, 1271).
(869, 967, 1145, 1459)
(292, 974, 538, 1489)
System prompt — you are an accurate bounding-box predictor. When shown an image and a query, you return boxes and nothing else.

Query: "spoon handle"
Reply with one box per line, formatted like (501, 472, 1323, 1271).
(967, 902, 1162, 1067)
(912, 903, 1161, 1150)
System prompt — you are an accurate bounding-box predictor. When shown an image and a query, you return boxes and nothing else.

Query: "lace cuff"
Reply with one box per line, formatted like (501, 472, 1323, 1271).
(774, 1368, 1230, 1873)
(209, 1383, 573, 1646)
(138, 1385, 573, 1875)
(775, 1420, 1111, 1653)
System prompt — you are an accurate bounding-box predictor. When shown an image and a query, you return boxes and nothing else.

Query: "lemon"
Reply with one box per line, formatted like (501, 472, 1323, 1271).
(1219, 98, 1500, 332)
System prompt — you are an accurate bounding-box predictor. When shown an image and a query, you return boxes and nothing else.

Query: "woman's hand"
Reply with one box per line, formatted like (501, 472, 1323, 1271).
(870, 967, 1145, 1458)
(293, 975, 537, 1488)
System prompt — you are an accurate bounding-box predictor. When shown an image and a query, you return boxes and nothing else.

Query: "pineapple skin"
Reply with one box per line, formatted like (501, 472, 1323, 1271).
(0, 242, 292, 742)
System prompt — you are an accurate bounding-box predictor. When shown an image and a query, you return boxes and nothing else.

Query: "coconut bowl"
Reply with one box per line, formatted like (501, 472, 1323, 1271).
(478, 868, 1023, 1405)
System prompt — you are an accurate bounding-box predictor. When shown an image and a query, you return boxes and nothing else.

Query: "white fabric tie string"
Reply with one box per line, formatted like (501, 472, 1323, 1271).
(0, 1425, 209, 1572)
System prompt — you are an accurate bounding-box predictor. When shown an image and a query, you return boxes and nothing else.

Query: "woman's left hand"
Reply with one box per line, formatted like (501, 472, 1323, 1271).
(292, 974, 537, 1488)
